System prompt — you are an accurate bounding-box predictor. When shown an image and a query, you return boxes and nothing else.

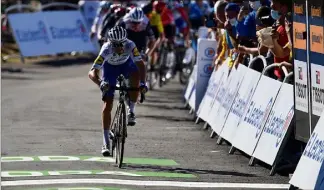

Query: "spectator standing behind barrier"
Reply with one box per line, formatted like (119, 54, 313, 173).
(269, 0, 292, 81)
(214, 0, 230, 70)
(223, 3, 240, 70)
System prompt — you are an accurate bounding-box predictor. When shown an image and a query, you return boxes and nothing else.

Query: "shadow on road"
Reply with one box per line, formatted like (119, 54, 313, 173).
(33, 56, 94, 67)
(1, 75, 33, 80)
(137, 114, 194, 122)
(141, 103, 187, 110)
(123, 164, 257, 177)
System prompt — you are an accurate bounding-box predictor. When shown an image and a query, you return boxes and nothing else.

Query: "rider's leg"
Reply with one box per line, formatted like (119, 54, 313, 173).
(121, 59, 140, 126)
(101, 64, 120, 155)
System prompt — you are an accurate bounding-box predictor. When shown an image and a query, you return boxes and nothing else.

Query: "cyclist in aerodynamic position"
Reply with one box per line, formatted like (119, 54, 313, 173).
(88, 26, 148, 156)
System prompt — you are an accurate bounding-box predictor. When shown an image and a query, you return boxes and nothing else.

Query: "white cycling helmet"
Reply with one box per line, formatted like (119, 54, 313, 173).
(129, 7, 144, 22)
(107, 26, 127, 43)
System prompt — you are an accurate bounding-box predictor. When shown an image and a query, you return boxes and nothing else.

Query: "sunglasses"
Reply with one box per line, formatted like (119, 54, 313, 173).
(111, 42, 124, 48)
(131, 21, 141, 25)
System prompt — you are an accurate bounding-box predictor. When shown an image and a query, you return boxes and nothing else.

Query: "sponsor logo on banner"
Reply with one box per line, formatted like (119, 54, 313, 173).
(243, 98, 273, 138)
(205, 47, 215, 58)
(231, 87, 254, 119)
(316, 70, 321, 84)
(303, 132, 324, 163)
(203, 64, 213, 75)
(50, 19, 88, 42)
(263, 106, 294, 147)
(15, 21, 50, 44)
(298, 67, 303, 80)
(276, 107, 294, 147)
(221, 81, 241, 117)
(296, 82, 307, 99)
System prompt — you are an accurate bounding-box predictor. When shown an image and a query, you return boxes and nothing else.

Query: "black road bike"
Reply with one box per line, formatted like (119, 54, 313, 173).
(110, 75, 145, 168)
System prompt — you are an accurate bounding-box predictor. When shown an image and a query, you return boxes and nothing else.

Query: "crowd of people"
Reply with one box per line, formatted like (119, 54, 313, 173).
(81, 0, 293, 82)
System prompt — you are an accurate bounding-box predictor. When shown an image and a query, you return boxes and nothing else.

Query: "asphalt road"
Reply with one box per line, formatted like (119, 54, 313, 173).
(1, 60, 290, 190)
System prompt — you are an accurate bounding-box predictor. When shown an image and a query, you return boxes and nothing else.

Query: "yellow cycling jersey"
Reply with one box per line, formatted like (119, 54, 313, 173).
(149, 11, 164, 34)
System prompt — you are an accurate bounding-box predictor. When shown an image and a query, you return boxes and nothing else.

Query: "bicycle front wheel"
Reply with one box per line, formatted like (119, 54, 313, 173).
(115, 102, 127, 168)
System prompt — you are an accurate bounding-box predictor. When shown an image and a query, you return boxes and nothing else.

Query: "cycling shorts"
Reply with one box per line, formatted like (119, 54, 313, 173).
(151, 25, 160, 39)
(164, 24, 176, 39)
(102, 58, 138, 99)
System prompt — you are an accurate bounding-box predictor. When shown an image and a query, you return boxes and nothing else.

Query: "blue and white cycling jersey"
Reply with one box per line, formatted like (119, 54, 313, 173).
(91, 39, 142, 68)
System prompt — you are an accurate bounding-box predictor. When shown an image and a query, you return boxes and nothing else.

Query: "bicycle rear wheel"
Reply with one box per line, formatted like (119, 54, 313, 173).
(114, 102, 127, 168)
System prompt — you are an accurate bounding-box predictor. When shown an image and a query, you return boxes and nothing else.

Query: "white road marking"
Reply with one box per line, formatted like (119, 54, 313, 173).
(210, 151, 220, 153)
(2, 178, 290, 189)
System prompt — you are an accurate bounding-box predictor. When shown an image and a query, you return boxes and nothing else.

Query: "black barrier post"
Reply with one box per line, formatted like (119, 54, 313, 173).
(293, 0, 312, 143)
(228, 55, 267, 155)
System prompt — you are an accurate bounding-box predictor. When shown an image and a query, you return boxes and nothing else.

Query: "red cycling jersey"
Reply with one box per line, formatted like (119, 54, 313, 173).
(161, 8, 174, 26)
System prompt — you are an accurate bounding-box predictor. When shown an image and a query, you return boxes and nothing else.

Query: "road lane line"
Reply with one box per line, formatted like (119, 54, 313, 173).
(1, 170, 196, 178)
(1, 178, 290, 189)
(1, 156, 179, 166)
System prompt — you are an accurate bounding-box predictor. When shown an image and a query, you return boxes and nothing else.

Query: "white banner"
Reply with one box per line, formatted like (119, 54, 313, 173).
(290, 110, 324, 190)
(219, 68, 261, 143)
(311, 63, 324, 116)
(197, 69, 217, 116)
(8, 12, 53, 57)
(189, 87, 196, 110)
(8, 11, 96, 57)
(195, 39, 218, 111)
(231, 76, 282, 156)
(205, 60, 230, 125)
(252, 83, 294, 166)
(294, 60, 309, 113)
(197, 63, 228, 121)
(44, 11, 95, 53)
(210, 64, 248, 134)
(185, 65, 197, 101)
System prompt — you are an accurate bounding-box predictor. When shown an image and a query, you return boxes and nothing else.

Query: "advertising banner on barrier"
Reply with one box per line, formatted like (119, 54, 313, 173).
(43, 11, 95, 53)
(294, 60, 309, 113)
(219, 68, 261, 143)
(195, 38, 218, 111)
(8, 12, 53, 57)
(197, 63, 228, 121)
(185, 65, 197, 102)
(8, 11, 96, 57)
(289, 110, 324, 190)
(311, 63, 324, 116)
(231, 75, 282, 156)
(210, 64, 248, 135)
(205, 60, 230, 125)
(189, 87, 196, 110)
(197, 69, 217, 116)
(252, 83, 294, 166)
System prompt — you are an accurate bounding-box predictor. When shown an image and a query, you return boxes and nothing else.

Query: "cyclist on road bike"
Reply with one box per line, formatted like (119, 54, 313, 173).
(116, 7, 156, 58)
(90, 1, 112, 46)
(88, 26, 148, 156)
(154, 1, 176, 43)
(100, 6, 126, 40)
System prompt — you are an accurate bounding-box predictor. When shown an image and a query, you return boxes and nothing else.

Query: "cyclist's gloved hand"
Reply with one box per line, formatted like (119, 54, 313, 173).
(100, 80, 110, 93)
(140, 81, 148, 94)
